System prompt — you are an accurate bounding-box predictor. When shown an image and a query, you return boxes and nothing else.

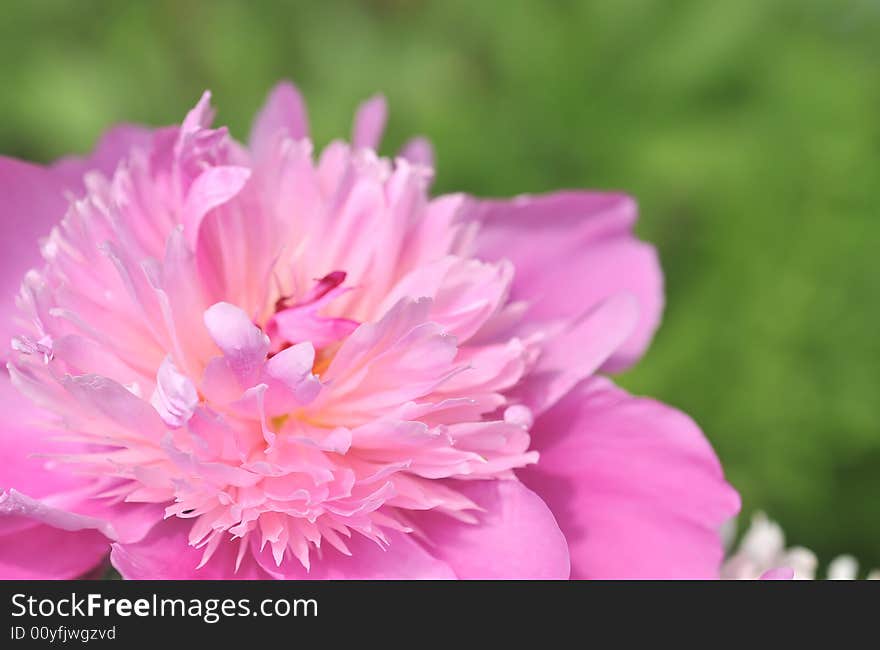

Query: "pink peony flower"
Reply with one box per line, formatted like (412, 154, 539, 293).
(0, 82, 739, 579)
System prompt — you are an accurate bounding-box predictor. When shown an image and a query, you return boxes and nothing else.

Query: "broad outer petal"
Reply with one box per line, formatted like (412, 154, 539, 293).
(469, 192, 663, 372)
(0, 523, 110, 580)
(519, 377, 740, 579)
(409, 479, 571, 579)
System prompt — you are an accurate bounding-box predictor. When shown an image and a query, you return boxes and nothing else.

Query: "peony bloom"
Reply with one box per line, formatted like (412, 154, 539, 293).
(723, 512, 878, 581)
(0, 82, 739, 579)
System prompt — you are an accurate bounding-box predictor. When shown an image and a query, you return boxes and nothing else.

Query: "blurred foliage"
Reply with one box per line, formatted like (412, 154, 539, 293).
(1, 0, 878, 570)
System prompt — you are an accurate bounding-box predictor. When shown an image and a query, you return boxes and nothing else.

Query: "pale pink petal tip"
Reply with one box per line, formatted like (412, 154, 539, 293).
(250, 81, 310, 153)
(400, 136, 435, 169)
(352, 94, 388, 150)
(760, 568, 796, 581)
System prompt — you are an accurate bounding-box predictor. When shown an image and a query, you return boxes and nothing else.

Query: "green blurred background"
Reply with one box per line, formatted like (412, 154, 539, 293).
(1, 0, 878, 569)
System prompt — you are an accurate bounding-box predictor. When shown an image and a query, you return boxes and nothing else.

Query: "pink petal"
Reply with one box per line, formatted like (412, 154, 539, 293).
(203, 302, 269, 385)
(51, 124, 153, 192)
(509, 293, 639, 415)
(151, 355, 199, 427)
(269, 274, 359, 349)
(379, 256, 514, 343)
(111, 517, 271, 579)
(0, 489, 116, 538)
(0, 374, 156, 576)
(252, 530, 456, 580)
(61, 374, 165, 441)
(760, 568, 795, 580)
(249, 81, 310, 156)
(470, 192, 662, 372)
(0, 473, 161, 549)
(352, 94, 388, 150)
(0, 524, 109, 579)
(399, 137, 435, 168)
(76, 501, 163, 545)
(180, 91, 215, 141)
(182, 166, 251, 250)
(519, 377, 740, 579)
(410, 480, 570, 579)
(313, 298, 459, 423)
(0, 372, 161, 546)
(261, 342, 322, 413)
(0, 372, 84, 501)
(271, 310, 359, 349)
(0, 157, 68, 358)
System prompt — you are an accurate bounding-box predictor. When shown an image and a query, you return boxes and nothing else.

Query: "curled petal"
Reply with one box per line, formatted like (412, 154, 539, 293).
(183, 167, 251, 250)
(203, 302, 270, 385)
